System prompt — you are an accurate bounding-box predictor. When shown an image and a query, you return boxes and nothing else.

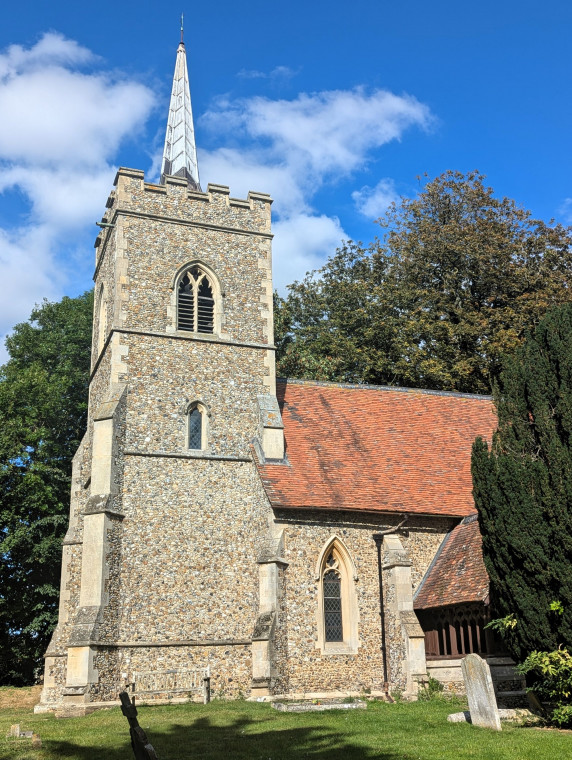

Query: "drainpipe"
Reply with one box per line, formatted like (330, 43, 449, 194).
(372, 533, 391, 698)
(372, 516, 407, 701)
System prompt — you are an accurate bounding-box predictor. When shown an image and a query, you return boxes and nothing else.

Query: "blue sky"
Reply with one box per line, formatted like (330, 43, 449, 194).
(1, 1, 571, 362)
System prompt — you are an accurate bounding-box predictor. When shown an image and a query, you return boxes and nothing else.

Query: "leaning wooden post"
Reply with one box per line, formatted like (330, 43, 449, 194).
(119, 691, 159, 760)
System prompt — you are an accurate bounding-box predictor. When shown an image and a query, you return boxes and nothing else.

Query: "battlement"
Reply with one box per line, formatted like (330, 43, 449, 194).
(105, 167, 272, 232)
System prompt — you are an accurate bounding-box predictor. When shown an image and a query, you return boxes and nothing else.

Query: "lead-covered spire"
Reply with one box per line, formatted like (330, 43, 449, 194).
(160, 30, 201, 190)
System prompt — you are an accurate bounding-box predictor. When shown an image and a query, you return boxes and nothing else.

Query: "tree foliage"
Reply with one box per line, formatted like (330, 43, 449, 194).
(472, 303, 572, 660)
(517, 647, 572, 727)
(276, 171, 572, 393)
(0, 292, 93, 684)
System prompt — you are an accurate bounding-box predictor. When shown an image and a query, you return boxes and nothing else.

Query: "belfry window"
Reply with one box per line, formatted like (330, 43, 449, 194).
(177, 266, 214, 333)
(188, 406, 204, 450)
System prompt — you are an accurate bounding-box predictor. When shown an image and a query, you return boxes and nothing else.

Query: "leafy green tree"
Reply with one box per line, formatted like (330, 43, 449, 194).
(275, 241, 400, 383)
(277, 171, 572, 393)
(0, 292, 93, 684)
(472, 303, 572, 660)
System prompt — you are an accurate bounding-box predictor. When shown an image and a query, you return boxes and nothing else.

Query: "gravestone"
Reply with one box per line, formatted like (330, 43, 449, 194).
(461, 654, 501, 730)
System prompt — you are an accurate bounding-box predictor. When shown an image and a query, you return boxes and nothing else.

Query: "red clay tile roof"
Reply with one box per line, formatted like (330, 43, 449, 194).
(257, 379, 496, 517)
(414, 515, 489, 609)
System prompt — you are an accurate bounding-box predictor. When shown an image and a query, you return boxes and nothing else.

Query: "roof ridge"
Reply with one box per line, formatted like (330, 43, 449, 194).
(276, 376, 493, 401)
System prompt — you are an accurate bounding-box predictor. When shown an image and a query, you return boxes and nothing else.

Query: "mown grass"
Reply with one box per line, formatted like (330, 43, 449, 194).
(1, 690, 571, 760)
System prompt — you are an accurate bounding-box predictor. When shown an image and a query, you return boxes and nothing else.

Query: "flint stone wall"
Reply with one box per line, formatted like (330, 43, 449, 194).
(118, 456, 271, 643)
(273, 511, 452, 694)
(95, 170, 273, 347)
(122, 334, 271, 455)
(122, 643, 252, 700)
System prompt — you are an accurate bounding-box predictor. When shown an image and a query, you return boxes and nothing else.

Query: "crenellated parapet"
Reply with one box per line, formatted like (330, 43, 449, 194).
(94, 168, 272, 257)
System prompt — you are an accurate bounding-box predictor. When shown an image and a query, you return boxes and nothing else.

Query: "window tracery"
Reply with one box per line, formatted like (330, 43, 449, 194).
(177, 265, 214, 333)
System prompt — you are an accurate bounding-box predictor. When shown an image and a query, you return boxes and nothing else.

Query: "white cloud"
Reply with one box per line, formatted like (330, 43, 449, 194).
(0, 33, 155, 363)
(0, 165, 117, 229)
(237, 65, 298, 81)
(272, 214, 347, 293)
(200, 87, 431, 288)
(0, 226, 61, 325)
(559, 198, 572, 224)
(0, 68, 152, 166)
(203, 88, 432, 183)
(201, 88, 430, 218)
(352, 178, 400, 219)
(0, 32, 95, 78)
(200, 147, 307, 214)
(0, 225, 63, 365)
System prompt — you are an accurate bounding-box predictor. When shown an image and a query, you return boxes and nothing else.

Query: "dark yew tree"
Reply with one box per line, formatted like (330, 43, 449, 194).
(276, 171, 572, 393)
(472, 303, 572, 660)
(0, 292, 93, 684)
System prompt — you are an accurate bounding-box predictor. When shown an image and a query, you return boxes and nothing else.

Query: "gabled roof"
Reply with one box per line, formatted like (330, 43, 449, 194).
(257, 378, 496, 517)
(414, 515, 489, 609)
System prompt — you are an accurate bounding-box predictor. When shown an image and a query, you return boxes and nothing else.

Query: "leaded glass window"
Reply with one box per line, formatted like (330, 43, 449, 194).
(188, 407, 203, 449)
(177, 266, 214, 333)
(323, 567, 343, 642)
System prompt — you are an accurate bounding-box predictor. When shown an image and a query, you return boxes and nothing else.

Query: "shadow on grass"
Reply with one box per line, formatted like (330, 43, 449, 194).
(45, 712, 401, 760)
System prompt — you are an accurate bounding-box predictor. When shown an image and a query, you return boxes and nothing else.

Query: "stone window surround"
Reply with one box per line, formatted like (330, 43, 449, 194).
(185, 400, 210, 452)
(167, 260, 223, 336)
(315, 536, 360, 655)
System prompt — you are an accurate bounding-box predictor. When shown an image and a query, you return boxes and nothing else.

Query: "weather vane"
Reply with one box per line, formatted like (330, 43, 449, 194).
(181, 13, 184, 44)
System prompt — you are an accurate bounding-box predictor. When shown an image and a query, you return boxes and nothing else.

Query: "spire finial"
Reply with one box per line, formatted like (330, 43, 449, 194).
(180, 13, 184, 44)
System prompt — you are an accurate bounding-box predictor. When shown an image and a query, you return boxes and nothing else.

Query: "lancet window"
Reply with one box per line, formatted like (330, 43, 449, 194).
(323, 554, 343, 642)
(187, 402, 207, 451)
(177, 266, 215, 333)
(316, 538, 359, 654)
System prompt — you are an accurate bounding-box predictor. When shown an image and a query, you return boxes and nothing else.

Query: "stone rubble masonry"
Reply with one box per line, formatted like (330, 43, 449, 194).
(270, 510, 452, 698)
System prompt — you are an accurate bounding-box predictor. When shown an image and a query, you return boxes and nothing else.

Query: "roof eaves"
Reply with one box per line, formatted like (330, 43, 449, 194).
(267, 502, 470, 519)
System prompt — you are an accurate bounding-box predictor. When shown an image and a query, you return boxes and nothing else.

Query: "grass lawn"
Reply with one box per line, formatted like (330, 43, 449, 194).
(1, 688, 571, 760)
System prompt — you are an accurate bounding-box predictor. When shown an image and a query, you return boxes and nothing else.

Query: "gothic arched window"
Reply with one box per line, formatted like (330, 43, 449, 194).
(177, 266, 215, 333)
(316, 538, 360, 653)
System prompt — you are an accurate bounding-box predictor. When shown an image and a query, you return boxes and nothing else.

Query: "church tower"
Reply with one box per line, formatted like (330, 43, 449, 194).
(38, 35, 283, 713)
